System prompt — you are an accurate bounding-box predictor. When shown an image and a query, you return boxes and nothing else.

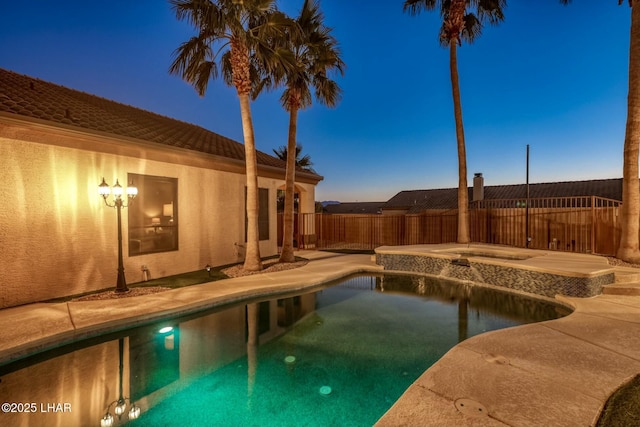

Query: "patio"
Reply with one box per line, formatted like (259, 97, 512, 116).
(1, 247, 640, 426)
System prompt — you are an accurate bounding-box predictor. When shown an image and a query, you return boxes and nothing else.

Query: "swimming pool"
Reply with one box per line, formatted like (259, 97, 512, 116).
(0, 274, 569, 427)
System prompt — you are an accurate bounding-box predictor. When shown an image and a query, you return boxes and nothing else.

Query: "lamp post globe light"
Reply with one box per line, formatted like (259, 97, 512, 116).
(99, 177, 137, 293)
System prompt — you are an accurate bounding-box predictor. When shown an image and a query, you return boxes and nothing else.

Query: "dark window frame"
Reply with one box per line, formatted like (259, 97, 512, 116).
(128, 173, 179, 256)
(245, 187, 270, 242)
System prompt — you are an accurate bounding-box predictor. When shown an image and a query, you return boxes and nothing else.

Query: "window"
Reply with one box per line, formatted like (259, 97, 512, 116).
(259, 188, 269, 240)
(128, 173, 178, 256)
(245, 187, 269, 241)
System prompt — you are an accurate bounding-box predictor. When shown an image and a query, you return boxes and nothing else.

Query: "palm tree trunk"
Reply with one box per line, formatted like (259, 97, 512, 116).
(279, 106, 299, 263)
(617, 3, 640, 263)
(450, 41, 470, 244)
(239, 92, 263, 271)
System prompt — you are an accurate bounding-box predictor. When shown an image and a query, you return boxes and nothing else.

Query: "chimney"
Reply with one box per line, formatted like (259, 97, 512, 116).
(473, 173, 484, 202)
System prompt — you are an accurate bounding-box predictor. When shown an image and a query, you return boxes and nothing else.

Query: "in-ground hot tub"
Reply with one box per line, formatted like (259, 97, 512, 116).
(375, 244, 615, 299)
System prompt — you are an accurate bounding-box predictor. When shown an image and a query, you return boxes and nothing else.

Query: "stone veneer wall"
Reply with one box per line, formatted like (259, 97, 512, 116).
(376, 253, 614, 298)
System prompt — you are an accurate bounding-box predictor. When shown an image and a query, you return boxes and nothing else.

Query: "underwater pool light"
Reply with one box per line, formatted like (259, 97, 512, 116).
(158, 326, 173, 334)
(319, 386, 332, 395)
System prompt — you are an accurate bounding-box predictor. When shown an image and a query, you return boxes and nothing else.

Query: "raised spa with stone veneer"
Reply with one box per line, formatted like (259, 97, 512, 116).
(375, 244, 615, 299)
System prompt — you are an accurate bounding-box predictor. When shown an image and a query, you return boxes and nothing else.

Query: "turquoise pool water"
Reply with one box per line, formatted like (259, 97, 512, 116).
(0, 274, 569, 427)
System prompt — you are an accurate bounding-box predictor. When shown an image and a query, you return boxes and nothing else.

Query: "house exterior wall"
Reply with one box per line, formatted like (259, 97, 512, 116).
(0, 120, 316, 309)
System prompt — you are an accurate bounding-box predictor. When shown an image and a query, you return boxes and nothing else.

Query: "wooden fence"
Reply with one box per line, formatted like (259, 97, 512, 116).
(469, 196, 621, 255)
(279, 196, 622, 256)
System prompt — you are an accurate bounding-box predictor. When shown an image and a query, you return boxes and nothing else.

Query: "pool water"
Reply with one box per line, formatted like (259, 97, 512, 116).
(0, 274, 569, 427)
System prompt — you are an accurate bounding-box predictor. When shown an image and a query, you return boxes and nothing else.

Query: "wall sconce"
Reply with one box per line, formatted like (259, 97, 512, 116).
(99, 177, 137, 293)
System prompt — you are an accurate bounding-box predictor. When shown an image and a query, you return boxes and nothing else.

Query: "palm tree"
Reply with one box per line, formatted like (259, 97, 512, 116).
(169, 0, 293, 271)
(619, 0, 640, 263)
(272, 144, 315, 172)
(559, 1, 639, 262)
(404, 0, 505, 244)
(267, 0, 344, 263)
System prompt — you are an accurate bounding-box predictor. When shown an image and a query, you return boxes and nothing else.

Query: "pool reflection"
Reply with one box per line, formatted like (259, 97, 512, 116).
(377, 274, 571, 345)
(0, 274, 569, 427)
(0, 292, 317, 427)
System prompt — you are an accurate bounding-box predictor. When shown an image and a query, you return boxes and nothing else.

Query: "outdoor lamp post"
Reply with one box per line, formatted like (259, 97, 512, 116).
(100, 338, 141, 427)
(99, 177, 137, 293)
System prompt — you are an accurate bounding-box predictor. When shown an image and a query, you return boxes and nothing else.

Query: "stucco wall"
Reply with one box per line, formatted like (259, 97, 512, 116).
(0, 337, 121, 427)
(0, 131, 314, 308)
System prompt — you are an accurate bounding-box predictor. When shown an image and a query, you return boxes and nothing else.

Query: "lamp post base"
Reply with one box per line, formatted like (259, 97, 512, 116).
(115, 270, 129, 293)
(115, 199, 129, 293)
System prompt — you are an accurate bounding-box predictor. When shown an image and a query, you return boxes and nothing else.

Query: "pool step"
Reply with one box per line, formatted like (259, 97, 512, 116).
(602, 281, 640, 296)
(613, 267, 640, 284)
(600, 267, 640, 295)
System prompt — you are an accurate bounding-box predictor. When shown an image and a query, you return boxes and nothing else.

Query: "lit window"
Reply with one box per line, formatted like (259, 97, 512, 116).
(128, 174, 178, 256)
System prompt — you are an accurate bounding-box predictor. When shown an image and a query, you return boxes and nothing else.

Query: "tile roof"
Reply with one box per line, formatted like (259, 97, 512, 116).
(384, 178, 623, 213)
(384, 188, 460, 211)
(323, 201, 384, 214)
(0, 68, 317, 176)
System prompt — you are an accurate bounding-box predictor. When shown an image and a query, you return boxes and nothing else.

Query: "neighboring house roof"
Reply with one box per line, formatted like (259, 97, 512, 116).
(384, 188, 460, 211)
(384, 178, 623, 214)
(484, 179, 622, 201)
(324, 202, 384, 214)
(0, 68, 321, 180)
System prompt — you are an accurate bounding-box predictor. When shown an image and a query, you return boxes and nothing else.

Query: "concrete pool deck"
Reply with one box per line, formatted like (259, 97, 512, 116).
(2, 247, 640, 426)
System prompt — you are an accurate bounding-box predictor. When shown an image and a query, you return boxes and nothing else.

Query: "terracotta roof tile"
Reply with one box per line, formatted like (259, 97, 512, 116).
(0, 68, 313, 175)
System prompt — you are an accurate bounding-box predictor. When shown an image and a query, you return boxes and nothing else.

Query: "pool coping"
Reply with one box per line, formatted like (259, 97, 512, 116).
(1, 246, 640, 427)
(373, 245, 640, 427)
(0, 251, 382, 367)
(375, 244, 615, 277)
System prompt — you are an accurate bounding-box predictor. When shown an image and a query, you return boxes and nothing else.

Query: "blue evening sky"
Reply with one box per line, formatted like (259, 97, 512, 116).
(0, 1, 631, 202)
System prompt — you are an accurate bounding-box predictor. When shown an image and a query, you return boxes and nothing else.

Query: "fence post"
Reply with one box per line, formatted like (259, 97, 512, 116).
(591, 196, 595, 254)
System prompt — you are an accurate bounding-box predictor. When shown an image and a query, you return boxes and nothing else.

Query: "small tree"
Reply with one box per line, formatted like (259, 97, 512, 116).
(273, 144, 315, 172)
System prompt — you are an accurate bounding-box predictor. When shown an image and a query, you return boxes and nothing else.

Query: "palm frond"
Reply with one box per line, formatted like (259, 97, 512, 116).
(220, 49, 234, 87)
(476, 0, 506, 26)
(403, 0, 438, 15)
(461, 13, 482, 44)
(404, 0, 505, 46)
(169, 36, 219, 96)
(170, 0, 295, 97)
(272, 144, 314, 170)
(268, 0, 345, 112)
